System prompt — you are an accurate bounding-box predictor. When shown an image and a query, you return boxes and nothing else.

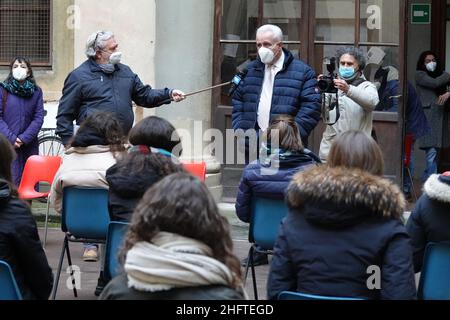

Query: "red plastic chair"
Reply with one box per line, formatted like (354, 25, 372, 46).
(18, 155, 62, 247)
(404, 134, 417, 201)
(182, 161, 206, 181)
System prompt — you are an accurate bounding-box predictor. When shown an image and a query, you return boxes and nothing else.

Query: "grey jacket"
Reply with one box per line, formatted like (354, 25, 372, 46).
(415, 70, 450, 107)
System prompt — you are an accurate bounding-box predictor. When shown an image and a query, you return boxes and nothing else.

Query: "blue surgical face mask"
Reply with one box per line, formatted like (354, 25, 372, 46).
(339, 66, 356, 79)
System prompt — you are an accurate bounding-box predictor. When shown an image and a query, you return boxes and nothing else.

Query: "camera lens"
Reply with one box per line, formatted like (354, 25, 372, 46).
(317, 79, 331, 91)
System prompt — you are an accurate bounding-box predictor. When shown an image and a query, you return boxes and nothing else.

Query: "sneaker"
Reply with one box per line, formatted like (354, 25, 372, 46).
(83, 248, 98, 262)
(241, 251, 269, 267)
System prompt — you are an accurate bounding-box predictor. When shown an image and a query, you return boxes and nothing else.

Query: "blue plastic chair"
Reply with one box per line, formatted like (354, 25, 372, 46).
(0, 260, 22, 300)
(104, 221, 130, 281)
(243, 197, 288, 300)
(418, 242, 450, 300)
(51, 187, 110, 300)
(278, 291, 364, 300)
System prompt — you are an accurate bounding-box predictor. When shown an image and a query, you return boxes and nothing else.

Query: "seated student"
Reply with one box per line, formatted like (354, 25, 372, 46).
(0, 134, 53, 299)
(106, 116, 185, 222)
(406, 172, 450, 273)
(51, 111, 125, 261)
(50, 111, 126, 296)
(100, 173, 246, 300)
(267, 130, 416, 300)
(235, 115, 320, 266)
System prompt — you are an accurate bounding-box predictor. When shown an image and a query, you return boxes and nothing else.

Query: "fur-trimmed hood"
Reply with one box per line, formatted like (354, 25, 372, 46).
(424, 174, 450, 204)
(286, 166, 405, 227)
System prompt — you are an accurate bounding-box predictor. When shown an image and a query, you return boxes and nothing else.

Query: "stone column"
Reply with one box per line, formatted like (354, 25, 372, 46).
(155, 0, 222, 201)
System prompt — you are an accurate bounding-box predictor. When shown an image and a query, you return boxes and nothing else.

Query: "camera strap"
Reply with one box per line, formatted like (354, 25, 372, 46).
(350, 77, 366, 87)
(322, 91, 340, 126)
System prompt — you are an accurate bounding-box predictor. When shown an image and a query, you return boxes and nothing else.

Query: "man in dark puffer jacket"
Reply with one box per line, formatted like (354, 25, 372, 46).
(56, 31, 185, 146)
(231, 24, 321, 147)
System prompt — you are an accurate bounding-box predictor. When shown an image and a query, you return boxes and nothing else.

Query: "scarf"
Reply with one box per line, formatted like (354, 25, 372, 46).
(98, 63, 116, 74)
(0, 79, 35, 98)
(124, 232, 238, 293)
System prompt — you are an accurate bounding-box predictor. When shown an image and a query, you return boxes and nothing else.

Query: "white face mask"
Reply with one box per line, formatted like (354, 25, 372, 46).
(12, 67, 28, 81)
(258, 47, 275, 65)
(109, 52, 122, 65)
(426, 62, 437, 72)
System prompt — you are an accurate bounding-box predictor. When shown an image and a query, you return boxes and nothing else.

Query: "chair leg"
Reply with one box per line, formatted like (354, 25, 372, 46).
(51, 235, 67, 300)
(243, 246, 253, 286)
(43, 198, 50, 248)
(406, 168, 418, 202)
(65, 241, 78, 298)
(250, 249, 258, 300)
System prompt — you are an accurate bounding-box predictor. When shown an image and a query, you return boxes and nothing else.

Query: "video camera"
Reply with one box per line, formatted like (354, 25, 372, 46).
(318, 57, 340, 125)
(317, 57, 338, 94)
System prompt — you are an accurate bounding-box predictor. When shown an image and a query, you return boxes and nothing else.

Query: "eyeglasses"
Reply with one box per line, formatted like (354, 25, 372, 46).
(93, 31, 106, 48)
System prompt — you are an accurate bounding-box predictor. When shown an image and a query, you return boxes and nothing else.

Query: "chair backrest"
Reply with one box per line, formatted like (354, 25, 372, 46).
(278, 291, 363, 300)
(104, 221, 130, 280)
(182, 161, 206, 181)
(418, 242, 450, 300)
(18, 155, 62, 199)
(249, 197, 288, 251)
(0, 260, 23, 300)
(404, 133, 414, 167)
(62, 187, 110, 240)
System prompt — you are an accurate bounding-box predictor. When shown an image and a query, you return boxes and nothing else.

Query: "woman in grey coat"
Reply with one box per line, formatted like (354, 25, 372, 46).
(415, 51, 450, 181)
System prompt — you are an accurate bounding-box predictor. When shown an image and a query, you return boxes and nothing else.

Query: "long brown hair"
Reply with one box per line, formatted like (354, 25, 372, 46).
(262, 115, 304, 152)
(120, 173, 242, 288)
(70, 111, 126, 155)
(328, 130, 384, 176)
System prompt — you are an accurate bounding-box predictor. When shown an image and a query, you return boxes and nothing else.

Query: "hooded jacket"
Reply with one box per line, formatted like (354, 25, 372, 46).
(50, 145, 117, 214)
(0, 179, 53, 299)
(406, 174, 450, 272)
(267, 166, 416, 300)
(106, 162, 166, 222)
(235, 148, 320, 223)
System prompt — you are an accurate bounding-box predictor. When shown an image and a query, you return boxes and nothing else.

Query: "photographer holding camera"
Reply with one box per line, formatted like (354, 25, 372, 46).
(318, 47, 379, 162)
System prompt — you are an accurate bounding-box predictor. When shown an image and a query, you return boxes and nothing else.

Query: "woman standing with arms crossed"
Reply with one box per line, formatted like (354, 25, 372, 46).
(415, 51, 450, 181)
(0, 57, 44, 186)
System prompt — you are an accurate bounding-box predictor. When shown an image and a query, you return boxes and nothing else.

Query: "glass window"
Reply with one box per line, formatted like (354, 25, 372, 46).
(0, 0, 51, 66)
(315, 0, 356, 42)
(360, 0, 400, 44)
(219, 0, 302, 104)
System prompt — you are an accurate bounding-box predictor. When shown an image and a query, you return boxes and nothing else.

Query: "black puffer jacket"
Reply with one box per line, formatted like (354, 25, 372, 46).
(0, 179, 53, 299)
(406, 174, 450, 272)
(99, 273, 244, 300)
(267, 166, 416, 300)
(106, 164, 165, 221)
(56, 59, 172, 145)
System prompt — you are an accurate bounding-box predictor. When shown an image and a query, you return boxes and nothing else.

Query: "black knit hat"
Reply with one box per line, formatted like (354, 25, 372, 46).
(438, 172, 450, 186)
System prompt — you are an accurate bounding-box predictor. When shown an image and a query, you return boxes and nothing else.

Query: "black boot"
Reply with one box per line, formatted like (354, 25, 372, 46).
(241, 251, 269, 267)
(94, 271, 108, 296)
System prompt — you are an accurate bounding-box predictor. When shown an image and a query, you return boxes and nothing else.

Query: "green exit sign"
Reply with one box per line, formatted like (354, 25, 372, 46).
(411, 4, 431, 24)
